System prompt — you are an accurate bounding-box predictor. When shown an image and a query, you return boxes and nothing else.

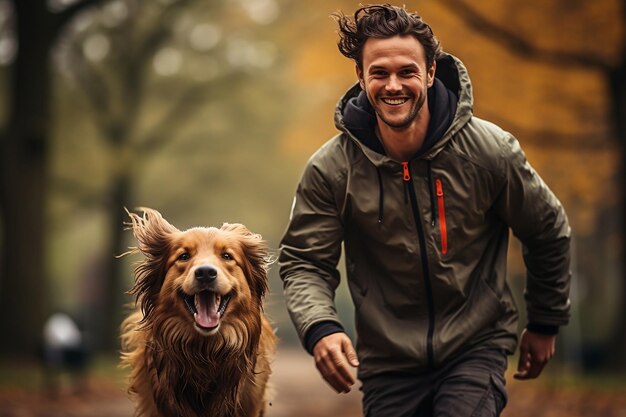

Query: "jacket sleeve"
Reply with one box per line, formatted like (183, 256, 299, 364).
(279, 152, 345, 347)
(494, 132, 571, 328)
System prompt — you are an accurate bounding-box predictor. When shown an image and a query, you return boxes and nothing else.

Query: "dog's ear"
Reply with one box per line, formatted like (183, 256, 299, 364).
(125, 208, 180, 325)
(126, 207, 179, 251)
(221, 223, 271, 302)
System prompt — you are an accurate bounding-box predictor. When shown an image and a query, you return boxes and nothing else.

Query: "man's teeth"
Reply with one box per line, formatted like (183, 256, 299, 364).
(383, 98, 407, 105)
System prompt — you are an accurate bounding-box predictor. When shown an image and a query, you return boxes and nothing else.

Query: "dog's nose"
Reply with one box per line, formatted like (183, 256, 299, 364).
(195, 265, 218, 282)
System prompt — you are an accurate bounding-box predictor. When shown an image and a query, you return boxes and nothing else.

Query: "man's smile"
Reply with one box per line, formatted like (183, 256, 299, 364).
(381, 97, 409, 105)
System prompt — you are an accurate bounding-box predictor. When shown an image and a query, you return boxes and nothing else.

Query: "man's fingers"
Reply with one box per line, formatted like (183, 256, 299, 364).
(321, 365, 351, 393)
(514, 346, 530, 380)
(515, 329, 557, 380)
(517, 353, 527, 372)
(526, 358, 547, 379)
(514, 351, 551, 380)
(312, 333, 359, 393)
(513, 350, 554, 379)
(331, 349, 355, 388)
(322, 369, 349, 393)
(315, 348, 353, 393)
(342, 338, 360, 367)
(516, 345, 530, 371)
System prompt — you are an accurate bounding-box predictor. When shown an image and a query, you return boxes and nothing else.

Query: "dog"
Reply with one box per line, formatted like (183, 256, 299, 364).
(120, 208, 276, 417)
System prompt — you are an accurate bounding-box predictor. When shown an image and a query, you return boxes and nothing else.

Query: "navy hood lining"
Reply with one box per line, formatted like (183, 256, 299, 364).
(342, 77, 458, 159)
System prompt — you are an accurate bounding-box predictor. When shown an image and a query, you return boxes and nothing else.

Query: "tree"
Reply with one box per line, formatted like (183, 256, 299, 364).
(0, 0, 104, 358)
(62, 0, 204, 352)
(439, 0, 626, 369)
(51, 0, 284, 351)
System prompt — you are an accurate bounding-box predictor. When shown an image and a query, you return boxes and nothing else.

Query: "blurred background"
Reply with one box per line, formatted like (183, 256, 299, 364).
(0, 0, 625, 416)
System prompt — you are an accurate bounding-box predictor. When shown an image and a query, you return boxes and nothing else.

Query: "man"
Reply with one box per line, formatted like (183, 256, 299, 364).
(279, 4, 571, 416)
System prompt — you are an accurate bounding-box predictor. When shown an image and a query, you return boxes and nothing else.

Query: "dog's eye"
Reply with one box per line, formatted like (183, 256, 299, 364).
(221, 252, 233, 261)
(178, 252, 191, 261)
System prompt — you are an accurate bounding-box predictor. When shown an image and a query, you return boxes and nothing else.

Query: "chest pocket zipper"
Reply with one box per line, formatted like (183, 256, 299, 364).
(435, 179, 448, 255)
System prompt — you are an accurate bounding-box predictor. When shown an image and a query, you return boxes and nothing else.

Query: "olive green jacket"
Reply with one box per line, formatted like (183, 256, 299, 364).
(279, 54, 571, 379)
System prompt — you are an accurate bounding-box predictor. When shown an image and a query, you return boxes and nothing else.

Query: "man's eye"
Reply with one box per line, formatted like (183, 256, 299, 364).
(178, 252, 190, 261)
(221, 252, 233, 261)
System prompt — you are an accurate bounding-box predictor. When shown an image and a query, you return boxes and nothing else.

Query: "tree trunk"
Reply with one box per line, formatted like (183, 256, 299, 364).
(606, 55, 626, 370)
(0, 2, 52, 357)
(100, 174, 133, 352)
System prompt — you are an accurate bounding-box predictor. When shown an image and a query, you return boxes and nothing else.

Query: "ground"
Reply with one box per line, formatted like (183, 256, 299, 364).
(0, 348, 625, 417)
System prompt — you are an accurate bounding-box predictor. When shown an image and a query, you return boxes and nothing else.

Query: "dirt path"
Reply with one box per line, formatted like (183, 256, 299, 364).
(1, 348, 625, 417)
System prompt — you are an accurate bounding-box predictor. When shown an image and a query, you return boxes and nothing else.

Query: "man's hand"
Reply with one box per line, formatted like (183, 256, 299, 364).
(312, 332, 359, 393)
(514, 329, 556, 380)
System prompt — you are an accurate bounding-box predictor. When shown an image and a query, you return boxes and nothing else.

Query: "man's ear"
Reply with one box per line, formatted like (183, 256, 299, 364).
(356, 64, 365, 90)
(427, 60, 436, 88)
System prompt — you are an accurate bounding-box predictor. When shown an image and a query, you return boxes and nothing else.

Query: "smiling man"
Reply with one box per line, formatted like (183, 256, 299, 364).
(279, 4, 571, 416)
(357, 35, 435, 160)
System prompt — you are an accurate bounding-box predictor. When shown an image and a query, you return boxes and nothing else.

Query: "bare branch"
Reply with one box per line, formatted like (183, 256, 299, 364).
(131, 0, 198, 71)
(136, 70, 245, 158)
(51, 0, 107, 39)
(66, 38, 120, 142)
(118, 0, 198, 140)
(438, 0, 613, 72)
(140, 91, 208, 152)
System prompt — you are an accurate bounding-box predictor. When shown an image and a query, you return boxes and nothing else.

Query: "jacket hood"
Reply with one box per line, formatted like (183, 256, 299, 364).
(334, 53, 473, 166)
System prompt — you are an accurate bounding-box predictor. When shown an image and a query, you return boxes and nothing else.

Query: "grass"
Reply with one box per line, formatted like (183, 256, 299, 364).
(0, 354, 129, 392)
(0, 359, 44, 390)
(540, 368, 626, 392)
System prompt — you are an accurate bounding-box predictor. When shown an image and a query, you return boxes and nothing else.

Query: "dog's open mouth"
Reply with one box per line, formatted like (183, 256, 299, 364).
(182, 291, 232, 331)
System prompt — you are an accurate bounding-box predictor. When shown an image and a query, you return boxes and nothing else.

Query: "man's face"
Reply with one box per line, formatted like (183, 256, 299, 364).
(357, 35, 435, 130)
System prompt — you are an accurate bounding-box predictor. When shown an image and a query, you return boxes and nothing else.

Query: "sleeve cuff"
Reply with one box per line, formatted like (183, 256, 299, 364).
(527, 322, 559, 335)
(304, 321, 345, 354)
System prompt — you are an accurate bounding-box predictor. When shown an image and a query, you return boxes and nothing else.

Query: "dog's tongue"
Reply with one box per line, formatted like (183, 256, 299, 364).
(194, 291, 220, 329)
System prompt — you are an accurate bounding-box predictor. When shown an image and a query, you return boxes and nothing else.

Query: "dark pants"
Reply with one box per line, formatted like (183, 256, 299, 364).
(361, 349, 508, 417)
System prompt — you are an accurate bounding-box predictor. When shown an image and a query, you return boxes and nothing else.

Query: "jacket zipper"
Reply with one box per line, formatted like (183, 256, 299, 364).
(427, 161, 437, 227)
(435, 179, 448, 254)
(401, 161, 436, 369)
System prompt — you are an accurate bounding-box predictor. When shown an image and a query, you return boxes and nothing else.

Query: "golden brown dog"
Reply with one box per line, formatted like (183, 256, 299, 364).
(120, 208, 276, 417)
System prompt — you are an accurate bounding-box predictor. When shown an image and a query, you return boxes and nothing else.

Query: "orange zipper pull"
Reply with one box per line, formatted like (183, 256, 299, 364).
(435, 179, 448, 254)
(402, 162, 411, 181)
(436, 178, 443, 196)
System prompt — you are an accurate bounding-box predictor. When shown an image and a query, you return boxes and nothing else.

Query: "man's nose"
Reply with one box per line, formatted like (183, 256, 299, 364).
(385, 75, 402, 93)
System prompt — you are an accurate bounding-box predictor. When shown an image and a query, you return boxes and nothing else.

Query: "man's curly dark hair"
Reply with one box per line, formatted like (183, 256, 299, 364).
(333, 4, 442, 70)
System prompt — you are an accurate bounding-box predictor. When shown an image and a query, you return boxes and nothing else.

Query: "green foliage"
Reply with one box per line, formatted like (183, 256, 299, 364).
(45, 0, 299, 347)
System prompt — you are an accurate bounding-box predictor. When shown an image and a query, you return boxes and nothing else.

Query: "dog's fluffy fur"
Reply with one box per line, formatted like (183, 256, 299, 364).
(120, 208, 276, 417)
